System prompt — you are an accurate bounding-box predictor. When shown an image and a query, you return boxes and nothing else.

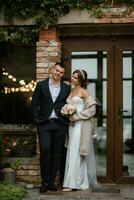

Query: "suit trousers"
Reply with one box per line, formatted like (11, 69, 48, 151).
(37, 119, 67, 185)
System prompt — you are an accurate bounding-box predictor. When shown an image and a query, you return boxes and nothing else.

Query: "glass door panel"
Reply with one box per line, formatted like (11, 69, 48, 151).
(123, 51, 134, 177)
(71, 51, 107, 176)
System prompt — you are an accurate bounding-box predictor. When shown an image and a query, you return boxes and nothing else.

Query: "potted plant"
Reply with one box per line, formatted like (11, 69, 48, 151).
(2, 159, 21, 184)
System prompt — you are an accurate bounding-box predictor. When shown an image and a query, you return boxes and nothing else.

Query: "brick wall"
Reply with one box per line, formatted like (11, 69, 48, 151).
(36, 27, 61, 80)
(6, 157, 40, 183)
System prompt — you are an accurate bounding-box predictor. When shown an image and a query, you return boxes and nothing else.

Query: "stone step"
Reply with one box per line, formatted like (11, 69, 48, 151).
(24, 187, 134, 200)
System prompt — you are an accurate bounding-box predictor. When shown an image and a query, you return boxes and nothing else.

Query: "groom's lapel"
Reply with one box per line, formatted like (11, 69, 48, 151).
(55, 82, 64, 102)
(44, 79, 53, 103)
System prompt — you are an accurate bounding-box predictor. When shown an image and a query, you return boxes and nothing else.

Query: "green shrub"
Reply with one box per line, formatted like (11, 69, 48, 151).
(10, 159, 21, 171)
(0, 182, 27, 200)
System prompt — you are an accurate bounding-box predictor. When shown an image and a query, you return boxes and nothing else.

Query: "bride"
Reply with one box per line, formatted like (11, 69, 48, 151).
(62, 69, 97, 191)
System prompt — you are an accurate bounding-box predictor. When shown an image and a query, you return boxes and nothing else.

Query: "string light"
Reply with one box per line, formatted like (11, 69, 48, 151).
(1, 67, 37, 94)
(13, 78, 16, 82)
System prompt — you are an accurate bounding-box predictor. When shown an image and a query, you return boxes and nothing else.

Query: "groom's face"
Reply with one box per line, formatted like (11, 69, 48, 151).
(52, 64, 65, 82)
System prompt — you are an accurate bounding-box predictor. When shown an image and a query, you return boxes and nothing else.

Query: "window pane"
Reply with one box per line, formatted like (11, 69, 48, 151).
(123, 119, 134, 176)
(123, 50, 134, 177)
(123, 51, 132, 54)
(72, 58, 97, 79)
(87, 83, 96, 99)
(72, 51, 97, 55)
(95, 119, 107, 176)
(123, 81, 132, 116)
(123, 57, 132, 78)
(103, 81, 107, 116)
(103, 58, 107, 79)
(123, 118, 132, 140)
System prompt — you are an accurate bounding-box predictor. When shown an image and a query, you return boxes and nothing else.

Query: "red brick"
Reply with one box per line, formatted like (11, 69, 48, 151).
(39, 27, 58, 41)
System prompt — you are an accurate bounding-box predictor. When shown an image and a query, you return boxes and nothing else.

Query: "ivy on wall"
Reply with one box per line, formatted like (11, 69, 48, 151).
(0, 0, 134, 42)
(0, 26, 39, 43)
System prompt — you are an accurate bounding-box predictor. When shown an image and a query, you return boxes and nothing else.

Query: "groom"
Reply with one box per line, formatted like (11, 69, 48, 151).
(32, 63, 70, 193)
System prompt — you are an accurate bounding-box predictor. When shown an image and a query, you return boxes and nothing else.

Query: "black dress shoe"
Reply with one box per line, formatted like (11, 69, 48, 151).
(39, 182, 48, 193)
(47, 184, 58, 191)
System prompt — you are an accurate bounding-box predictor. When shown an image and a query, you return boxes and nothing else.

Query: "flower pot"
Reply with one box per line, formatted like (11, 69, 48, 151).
(2, 168, 16, 184)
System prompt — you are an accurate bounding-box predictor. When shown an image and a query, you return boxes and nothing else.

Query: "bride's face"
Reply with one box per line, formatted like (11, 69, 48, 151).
(71, 73, 80, 86)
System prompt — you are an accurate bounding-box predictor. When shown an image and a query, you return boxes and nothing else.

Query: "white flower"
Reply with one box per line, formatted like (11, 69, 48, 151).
(61, 104, 76, 116)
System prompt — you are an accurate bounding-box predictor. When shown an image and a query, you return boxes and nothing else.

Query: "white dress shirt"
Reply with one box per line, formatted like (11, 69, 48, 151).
(49, 78, 60, 118)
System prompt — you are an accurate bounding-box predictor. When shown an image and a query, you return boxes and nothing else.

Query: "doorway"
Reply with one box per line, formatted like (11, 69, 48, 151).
(61, 38, 134, 183)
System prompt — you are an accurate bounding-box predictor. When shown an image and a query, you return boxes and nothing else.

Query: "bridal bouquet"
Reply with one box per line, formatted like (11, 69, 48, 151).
(61, 104, 76, 116)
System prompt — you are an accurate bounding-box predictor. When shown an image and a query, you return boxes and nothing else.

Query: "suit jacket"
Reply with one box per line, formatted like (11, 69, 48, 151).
(31, 78, 70, 126)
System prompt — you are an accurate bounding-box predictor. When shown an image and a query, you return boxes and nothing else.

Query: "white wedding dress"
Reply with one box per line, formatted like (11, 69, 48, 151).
(63, 96, 97, 189)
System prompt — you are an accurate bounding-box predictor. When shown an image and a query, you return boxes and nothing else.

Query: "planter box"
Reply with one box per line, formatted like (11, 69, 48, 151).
(2, 168, 16, 184)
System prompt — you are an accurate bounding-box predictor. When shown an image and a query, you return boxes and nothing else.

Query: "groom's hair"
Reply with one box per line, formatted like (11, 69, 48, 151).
(54, 62, 65, 69)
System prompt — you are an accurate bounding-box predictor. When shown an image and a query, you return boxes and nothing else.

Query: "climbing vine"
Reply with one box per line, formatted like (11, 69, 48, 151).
(0, 0, 134, 42)
(0, 26, 39, 43)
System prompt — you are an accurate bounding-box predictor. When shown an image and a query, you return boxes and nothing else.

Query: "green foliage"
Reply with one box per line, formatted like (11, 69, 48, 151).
(0, 0, 134, 42)
(0, 0, 134, 27)
(10, 159, 21, 171)
(0, 0, 42, 19)
(90, 6, 104, 18)
(0, 26, 39, 43)
(0, 182, 26, 200)
(0, 133, 3, 166)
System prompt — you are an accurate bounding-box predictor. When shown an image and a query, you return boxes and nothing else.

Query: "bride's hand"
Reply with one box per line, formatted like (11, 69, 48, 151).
(69, 115, 75, 121)
(69, 114, 79, 121)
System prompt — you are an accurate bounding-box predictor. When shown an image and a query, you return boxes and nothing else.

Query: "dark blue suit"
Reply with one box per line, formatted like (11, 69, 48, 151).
(32, 78, 70, 185)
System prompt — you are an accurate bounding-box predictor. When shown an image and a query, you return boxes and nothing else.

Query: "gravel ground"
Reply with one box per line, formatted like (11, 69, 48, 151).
(23, 184, 134, 200)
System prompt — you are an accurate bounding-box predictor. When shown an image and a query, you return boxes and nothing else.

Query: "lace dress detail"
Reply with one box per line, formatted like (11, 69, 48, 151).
(63, 96, 97, 189)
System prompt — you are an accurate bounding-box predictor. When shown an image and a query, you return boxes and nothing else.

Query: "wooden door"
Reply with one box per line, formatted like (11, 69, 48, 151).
(61, 38, 134, 183)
